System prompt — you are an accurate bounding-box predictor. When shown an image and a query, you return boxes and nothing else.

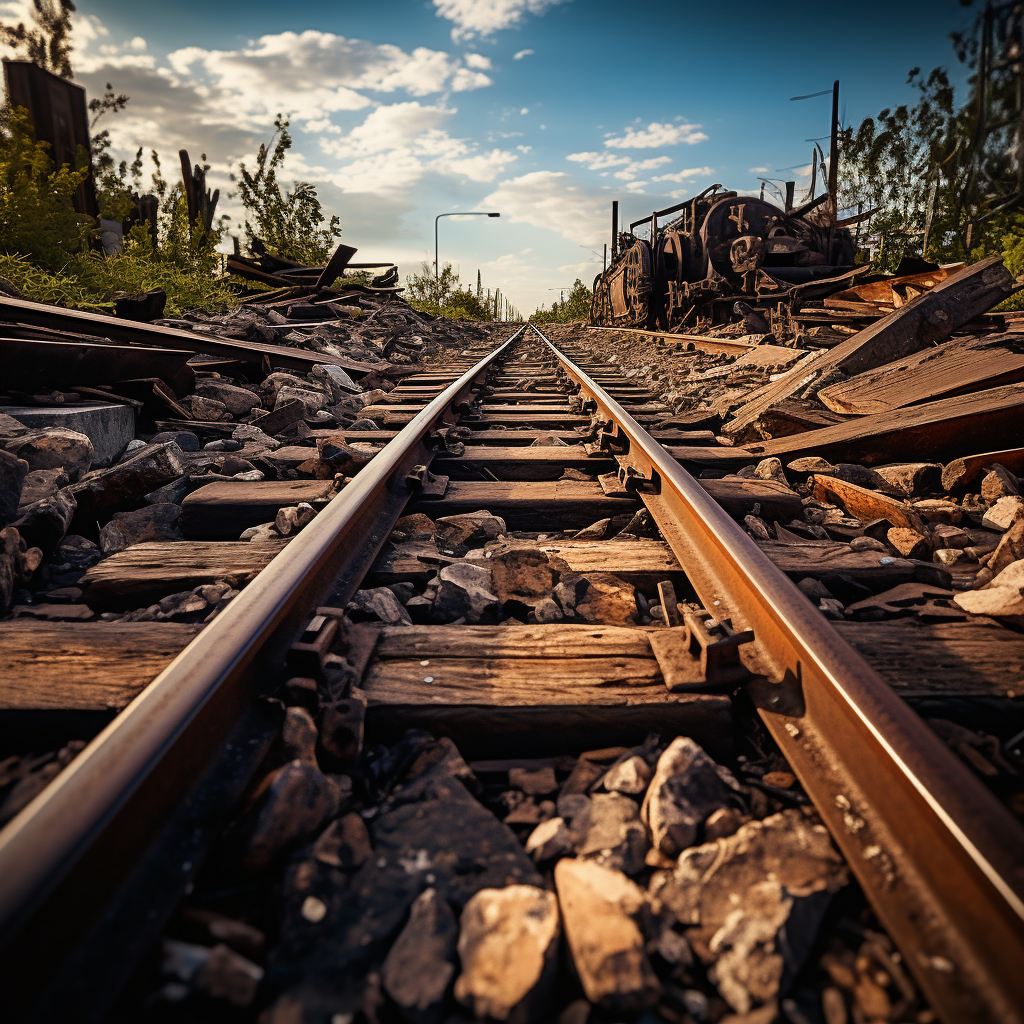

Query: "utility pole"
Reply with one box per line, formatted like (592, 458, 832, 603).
(828, 80, 840, 220)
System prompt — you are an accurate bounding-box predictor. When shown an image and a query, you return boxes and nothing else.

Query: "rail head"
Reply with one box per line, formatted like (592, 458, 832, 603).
(533, 322, 1024, 1024)
(0, 325, 525, 1015)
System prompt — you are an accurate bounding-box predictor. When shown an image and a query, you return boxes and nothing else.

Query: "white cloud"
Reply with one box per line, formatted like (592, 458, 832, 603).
(433, 0, 571, 40)
(748, 165, 769, 174)
(651, 166, 714, 183)
(464, 52, 492, 69)
(520, 107, 530, 115)
(513, 49, 535, 60)
(566, 151, 670, 181)
(481, 170, 606, 244)
(604, 121, 708, 149)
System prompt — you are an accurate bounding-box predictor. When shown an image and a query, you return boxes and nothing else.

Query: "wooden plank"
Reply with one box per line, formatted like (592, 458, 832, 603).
(723, 257, 1017, 441)
(374, 623, 656, 659)
(409, 480, 638, 529)
(755, 540, 920, 587)
(0, 623, 202, 710)
(410, 478, 801, 528)
(942, 447, 1024, 490)
(433, 446, 615, 480)
(368, 538, 683, 585)
(666, 447, 757, 471)
(832, 620, 1024, 697)
(363, 623, 732, 756)
(80, 540, 287, 609)
(0, 335, 193, 392)
(745, 383, 1024, 465)
(811, 475, 922, 530)
(180, 480, 334, 539)
(0, 294, 385, 377)
(817, 335, 1024, 415)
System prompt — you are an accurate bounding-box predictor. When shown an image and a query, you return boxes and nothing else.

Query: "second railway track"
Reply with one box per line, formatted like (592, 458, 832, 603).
(1, 321, 1022, 1024)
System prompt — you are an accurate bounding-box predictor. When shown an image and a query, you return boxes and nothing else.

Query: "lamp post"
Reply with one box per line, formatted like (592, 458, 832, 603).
(435, 211, 500, 278)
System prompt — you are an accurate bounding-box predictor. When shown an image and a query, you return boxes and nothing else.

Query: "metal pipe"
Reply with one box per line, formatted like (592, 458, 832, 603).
(828, 79, 840, 217)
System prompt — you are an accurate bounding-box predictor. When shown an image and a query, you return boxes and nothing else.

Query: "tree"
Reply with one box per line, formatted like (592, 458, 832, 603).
(0, 0, 76, 79)
(234, 115, 341, 265)
(841, 2, 1024, 271)
(530, 278, 591, 323)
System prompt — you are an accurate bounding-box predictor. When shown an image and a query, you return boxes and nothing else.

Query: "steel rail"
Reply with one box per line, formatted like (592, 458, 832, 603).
(585, 324, 756, 356)
(535, 323, 1024, 1024)
(0, 324, 525, 1019)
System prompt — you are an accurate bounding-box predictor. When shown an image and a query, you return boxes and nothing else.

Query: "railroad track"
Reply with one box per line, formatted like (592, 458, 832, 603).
(0, 321, 1022, 1024)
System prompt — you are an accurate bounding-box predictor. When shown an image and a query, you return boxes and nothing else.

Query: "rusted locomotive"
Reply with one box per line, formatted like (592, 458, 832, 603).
(591, 185, 857, 330)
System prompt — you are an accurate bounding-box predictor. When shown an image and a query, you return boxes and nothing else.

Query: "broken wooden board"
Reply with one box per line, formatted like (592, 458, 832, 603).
(180, 479, 334, 539)
(810, 475, 923, 530)
(0, 622, 202, 710)
(817, 334, 1024, 415)
(723, 257, 1017, 442)
(363, 623, 732, 757)
(942, 447, 1024, 491)
(745, 382, 1024, 465)
(79, 540, 288, 609)
(0, 334, 194, 394)
(833, 619, 1024, 697)
(0, 294, 384, 377)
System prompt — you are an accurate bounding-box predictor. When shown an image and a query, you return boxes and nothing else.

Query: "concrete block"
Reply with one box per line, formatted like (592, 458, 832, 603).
(4, 403, 135, 468)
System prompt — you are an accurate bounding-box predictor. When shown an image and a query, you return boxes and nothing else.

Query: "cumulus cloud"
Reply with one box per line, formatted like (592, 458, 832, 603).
(464, 53, 492, 69)
(513, 49, 535, 59)
(319, 102, 515, 193)
(481, 170, 606, 244)
(748, 165, 769, 174)
(604, 121, 708, 149)
(651, 166, 714, 183)
(433, 0, 571, 41)
(566, 151, 670, 180)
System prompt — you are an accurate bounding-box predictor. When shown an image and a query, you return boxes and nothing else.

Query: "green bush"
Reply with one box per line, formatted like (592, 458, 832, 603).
(404, 261, 494, 320)
(234, 115, 341, 265)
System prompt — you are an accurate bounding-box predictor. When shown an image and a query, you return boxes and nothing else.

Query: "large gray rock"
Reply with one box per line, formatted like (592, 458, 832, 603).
(69, 441, 185, 516)
(433, 562, 501, 623)
(555, 858, 661, 1014)
(5, 428, 94, 481)
(641, 737, 743, 856)
(651, 809, 848, 1015)
(12, 488, 76, 550)
(454, 885, 560, 1023)
(3, 403, 134, 467)
(195, 380, 262, 417)
(240, 760, 340, 874)
(573, 792, 649, 875)
(434, 510, 506, 556)
(487, 543, 556, 608)
(0, 450, 27, 526)
(98, 502, 183, 554)
(383, 888, 458, 1024)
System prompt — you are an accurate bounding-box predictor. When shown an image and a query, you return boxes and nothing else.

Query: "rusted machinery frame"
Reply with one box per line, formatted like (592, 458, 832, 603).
(586, 324, 756, 356)
(537, 324, 1024, 1024)
(0, 325, 524, 1019)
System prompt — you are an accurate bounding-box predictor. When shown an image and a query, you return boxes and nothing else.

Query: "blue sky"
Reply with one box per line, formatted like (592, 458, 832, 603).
(1, 0, 977, 312)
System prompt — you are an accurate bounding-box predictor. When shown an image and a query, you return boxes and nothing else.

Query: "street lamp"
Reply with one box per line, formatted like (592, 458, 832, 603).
(435, 211, 500, 277)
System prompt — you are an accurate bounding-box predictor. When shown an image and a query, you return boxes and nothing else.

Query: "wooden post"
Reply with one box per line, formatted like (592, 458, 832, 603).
(828, 80, 840, 218)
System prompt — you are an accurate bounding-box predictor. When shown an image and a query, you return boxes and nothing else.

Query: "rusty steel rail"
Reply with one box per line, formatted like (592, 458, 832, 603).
(586, 324, 756, 356)
(0, 324, 525, 1020)
(536, 323, 1024, 1024)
